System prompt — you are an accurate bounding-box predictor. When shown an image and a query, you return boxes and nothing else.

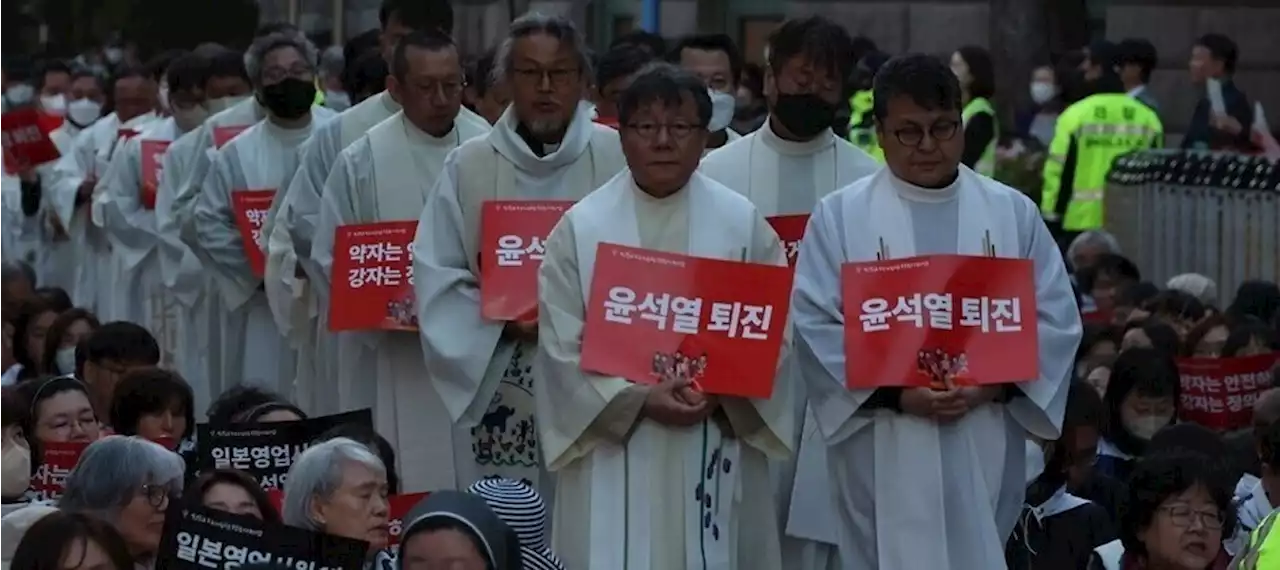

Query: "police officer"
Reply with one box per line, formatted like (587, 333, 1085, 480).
(846, 51, 889, 163)
(1040, 65, 1162, 249)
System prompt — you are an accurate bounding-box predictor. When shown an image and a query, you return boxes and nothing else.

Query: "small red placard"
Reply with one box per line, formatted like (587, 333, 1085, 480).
(479, 200, 573, 322)
(840, 254, 1039, 389)
(580, 243, 794, 399)
(230, 189, 276, 278)
(213, 125, 249, 149)
(767, 214, 809, 267)
(28, 440, 90, 501)
(139, 140, 170, 210)
(328, 221, 418, 332)
(2, 108, 62, 172)
(1177, 353, 1280, 431)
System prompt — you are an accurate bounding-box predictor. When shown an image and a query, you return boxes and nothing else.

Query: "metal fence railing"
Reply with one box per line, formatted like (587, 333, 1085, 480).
(1105, 150, 1280, 307)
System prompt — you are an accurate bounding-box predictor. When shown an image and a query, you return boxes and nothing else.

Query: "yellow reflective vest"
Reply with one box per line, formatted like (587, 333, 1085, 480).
(962, 97, 998, 176)
(1040, 92, 1163, 231)
(847, 90, 885, 163)
(1231, 507, 1280, 569)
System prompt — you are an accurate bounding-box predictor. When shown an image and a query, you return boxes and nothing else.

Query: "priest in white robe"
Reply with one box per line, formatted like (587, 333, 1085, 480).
(187, 32, 336, 397)
(536, 63, 791, 570)
(668, 33, 749, 155)
(413, 12, 625, 495)
(697, 17, 879, 567)
(792, 53, 1081, 570)
(310, 31, 489, 492)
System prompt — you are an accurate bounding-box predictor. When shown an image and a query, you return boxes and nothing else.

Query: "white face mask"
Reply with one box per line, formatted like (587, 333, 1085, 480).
(1030, 82, 1057, 105)
(1124, 414, 1171, 440)
(707, 88, 736, 133)
(325, 90, 351, 112)
(4, 84, 34, 106)
(41, 93, 67, 115)
(204, 95, 249, 115)
(1, 437, 31, 498)
(66, 98, 103, 127)
(56, 346, 78, 375)
(173, 105, 211, 133)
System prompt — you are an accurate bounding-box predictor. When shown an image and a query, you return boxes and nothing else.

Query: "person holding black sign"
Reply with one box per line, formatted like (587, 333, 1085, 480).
(281, 437, 391, 566)
(205, 384, 306, 425)
(189, 468, 280, 524)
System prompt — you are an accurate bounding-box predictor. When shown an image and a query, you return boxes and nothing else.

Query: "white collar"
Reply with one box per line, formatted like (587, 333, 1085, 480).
(1028, 485, 1090, 522)
(488, 100, 594, 176)
(1126, 85, 1147, 98)
(758, 118, 834, 156)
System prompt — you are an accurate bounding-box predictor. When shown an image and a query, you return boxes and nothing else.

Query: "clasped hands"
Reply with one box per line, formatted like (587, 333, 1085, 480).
(899, 385, 1002, 423)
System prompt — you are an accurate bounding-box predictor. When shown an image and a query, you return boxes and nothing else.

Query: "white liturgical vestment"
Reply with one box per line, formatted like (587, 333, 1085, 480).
(31, 120, 84, 289)
(792, 166, 1081, 570)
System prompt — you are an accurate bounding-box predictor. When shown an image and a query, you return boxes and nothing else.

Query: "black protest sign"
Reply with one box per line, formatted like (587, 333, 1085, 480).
(156, 504, 367, 570)
(196, 409, 373, 489)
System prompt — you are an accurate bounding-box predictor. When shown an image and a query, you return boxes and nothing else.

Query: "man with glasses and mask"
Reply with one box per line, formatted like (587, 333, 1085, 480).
(308, 30, 488, 493)
(791, 53, 1080, 569)
(413, 12, 625, 504)
(668, 33, 744, 154)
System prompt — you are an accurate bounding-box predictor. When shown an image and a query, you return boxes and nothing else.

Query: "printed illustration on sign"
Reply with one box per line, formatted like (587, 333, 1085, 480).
(767, 214, 809, 267)
(328, 221, 418, 332)
(230, 189, 276, 278)
(140, 140, 170, 210)
(841, 254, 1039, 389)
(479, 200, 573, 322)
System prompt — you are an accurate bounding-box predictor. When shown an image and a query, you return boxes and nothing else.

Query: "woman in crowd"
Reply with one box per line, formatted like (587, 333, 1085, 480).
(1141, 290, 1207, 338)
(38, 309, 99, 376)
(1184, 315, 1232, 358)
(1019, 63, 1065, 147)
(1077, 324, 1121, 381)
(15, 375, 100, 446)
(2, 388, 33, 511)
(107, 367, 194, 447)
(34, 287, 73, 314)
(950, 45, 998, 175)
(189, 468, 279, 523)
(58, 436, 184, 570)
(281, 437, 390, 566)
(10, 298, 57, 381)
(1, 505, 58, 567)
(1090, 452, 1235, 570)
(1227, 280, 1280, 326)
(314, 423, 399, 495)
(205, 384, 306, 424)
(1077, 254, 1143, 319)
(1120, 320, 1182, 358)
(1220, 317, 1280, 357)
(1098, 348, 1180, 482)
(731, 62, 767, 134)
(7, 509, 135, 570)
(398, 490, 522, 570)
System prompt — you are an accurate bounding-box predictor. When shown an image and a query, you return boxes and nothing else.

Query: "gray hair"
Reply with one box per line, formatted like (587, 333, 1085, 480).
(59, 436, 185, 522)
(1167, 273, 1218, 305)
(281, 437, 386, 531)
(244, 31, 320, 86)
(1066, 230, 1121, 260)
(320, 45, 345, 79)
(492, 12, 593, 87)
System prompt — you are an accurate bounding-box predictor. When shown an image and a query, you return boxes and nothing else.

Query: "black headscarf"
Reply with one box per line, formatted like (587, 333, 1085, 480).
(398, 490, 521, 570)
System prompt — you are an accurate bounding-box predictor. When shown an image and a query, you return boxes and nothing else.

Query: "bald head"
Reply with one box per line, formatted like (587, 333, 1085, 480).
(1255, 388, 1280, 427)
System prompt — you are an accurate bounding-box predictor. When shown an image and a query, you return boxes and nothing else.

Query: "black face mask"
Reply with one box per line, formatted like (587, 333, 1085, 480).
(772, 92, 835, 139)
(258, 77, 315, 120)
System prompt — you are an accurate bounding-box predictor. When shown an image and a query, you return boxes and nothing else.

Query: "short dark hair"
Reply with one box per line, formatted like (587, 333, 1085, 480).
(1116, 38, 1158, 82)
(1195, 33, 1239, 74)
(145, 49, 187, 82)
(872, 53, 962, 121)
(109, 367, 195, 441)
(1118, 452, 1236, 557)
(1121, 319, 1182, 359)
(35, 59, 72, 90)
(1223, 316, 1280, 358)
(1076, 323, 1122, 362)
(1116, 280, 1160, 309)
(77, 321, 161, 378)
(1040, 381, 1106, 487)
(611, 30, 667, 57)
(206, 384, 305, 425)
(1102, 348, 1180, 446)
(70, 68, 106, 92)
(166, 51, 211, 94)
(1086, 40, 1119, 70)
(40, 308, 100, 376)
(955, 45, 995, 99)
(391, 30, 456, 83)
(380, 0, 454, 34)
(669, 33, 743, 87)
(11, 298, 56, 377)
(470, 48, 498, 95)
(10, 511, 136, 570)
(189, 468, 282, 524)
(315, 424, 400, 494)
(34, 287, 71, 313)
(110, 64, 151, 87)
(1142, 289, 1206, 324)
(345, 50, 389, 99)
(596, 44, 656, 91)
(766, 16, 856, 86)
(850, 36, 879, 64)
(618, 62, 712, 128)
(1075, 253, 1141, 294)
(206, 47, 250, 84)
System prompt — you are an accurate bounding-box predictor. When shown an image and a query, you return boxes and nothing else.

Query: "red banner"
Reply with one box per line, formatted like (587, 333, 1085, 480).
(479, 200, 573, 322)
(1177, 353, 1280, 431)
(28, 441, 90, 501)
(2, 108, 62, 172)
(328, 221, 418, 332)
(230, 189, 275, 278)
(767, 214, 809, 267)
(580, 243, 794, 399)
(840, 254, 1039, 389)
(266, 490, 427, 545)
(594, 116, 619, 129)
(213, 125, 249, 149)
(139, 140, 170, 210)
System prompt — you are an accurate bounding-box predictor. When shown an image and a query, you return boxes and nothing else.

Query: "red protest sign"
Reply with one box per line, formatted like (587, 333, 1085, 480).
(2, 107, 62, 171)
(767, 214, 808, 267)
(840, 254, 1039, 389)
(230, 189, 276, 278)
(139, 140, 170, 210)
(28, 441, 90, 501)
(580, 243, 794, 399)
(479, 200, 572, 322)
(1177, 353, 1280, 431)
(328, 221, 418, 332)
(213, 125, 249, 149)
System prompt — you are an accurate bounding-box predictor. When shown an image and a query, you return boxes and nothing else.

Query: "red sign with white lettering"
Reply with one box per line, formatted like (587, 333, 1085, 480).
(139, 140, 170, 210)
(580, 243, 794, 399)
(213, 125, 249, 149)
(2, 108, 62, 171)
(1177, 353, 1280, 431)
(840, 254, 1039, 389)
(479, 200, 573, 322)
(328, 221, 418, 332)
(230, 189, 276, 278)
(28, 441, 90, 501)
(767, 214, 809, 267)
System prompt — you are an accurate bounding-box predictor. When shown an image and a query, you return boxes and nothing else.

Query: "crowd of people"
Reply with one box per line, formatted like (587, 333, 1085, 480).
(1, 1, 1278, 569)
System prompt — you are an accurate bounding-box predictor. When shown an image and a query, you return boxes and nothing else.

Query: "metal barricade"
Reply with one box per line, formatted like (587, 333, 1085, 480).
(1105, 151, 1279, 307)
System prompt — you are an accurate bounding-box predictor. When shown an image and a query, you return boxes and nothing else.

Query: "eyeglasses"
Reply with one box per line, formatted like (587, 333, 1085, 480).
(1159, 504, 1224, 530)
(892, 120, 961, 147)
(624, 121, 703, 141)
(412, 77, 466, 99)
(140, 483, 175, 509)
(512, 67, 580, 88)
(261, 64, 313, 85)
